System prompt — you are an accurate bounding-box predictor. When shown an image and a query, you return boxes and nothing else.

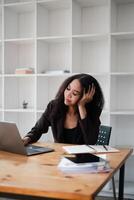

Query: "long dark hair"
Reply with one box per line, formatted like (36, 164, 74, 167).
(51, 73, 104, 119)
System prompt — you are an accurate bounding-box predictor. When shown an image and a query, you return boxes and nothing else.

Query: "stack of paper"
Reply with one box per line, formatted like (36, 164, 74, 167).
(58, 157, 111, 173)
(62, 145, 119, 154)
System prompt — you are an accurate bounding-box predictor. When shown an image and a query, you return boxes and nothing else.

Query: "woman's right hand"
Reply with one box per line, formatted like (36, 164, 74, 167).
(78, 83, 95, 107)
(22, 137, 31, 146)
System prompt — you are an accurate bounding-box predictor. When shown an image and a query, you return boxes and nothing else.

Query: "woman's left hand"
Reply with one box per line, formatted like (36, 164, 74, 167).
(78, 84, 95, 107)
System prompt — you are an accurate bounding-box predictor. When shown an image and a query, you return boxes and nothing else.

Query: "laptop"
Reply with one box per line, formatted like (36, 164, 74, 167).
(0, 121, 54, 156)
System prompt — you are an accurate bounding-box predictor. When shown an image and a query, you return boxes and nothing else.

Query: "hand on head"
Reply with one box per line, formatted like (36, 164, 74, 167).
(78, 83, 95, 107)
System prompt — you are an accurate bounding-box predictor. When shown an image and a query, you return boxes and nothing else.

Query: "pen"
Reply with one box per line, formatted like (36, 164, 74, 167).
(87, 145, 96, 151)
(103, 145, 108, 151)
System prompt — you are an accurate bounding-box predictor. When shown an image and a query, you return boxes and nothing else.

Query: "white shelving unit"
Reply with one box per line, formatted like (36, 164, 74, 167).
(0, 0, 134, 198)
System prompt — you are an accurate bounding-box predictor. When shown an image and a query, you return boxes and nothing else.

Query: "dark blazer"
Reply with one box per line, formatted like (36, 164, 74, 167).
(26, 100, 101, 145)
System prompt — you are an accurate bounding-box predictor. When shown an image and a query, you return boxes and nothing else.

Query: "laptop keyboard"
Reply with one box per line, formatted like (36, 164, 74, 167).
(26, 145, 43, 153)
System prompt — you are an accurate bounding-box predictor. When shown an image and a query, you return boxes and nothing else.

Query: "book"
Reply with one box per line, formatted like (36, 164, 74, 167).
(62, 145, 119, 154)
(15, 68, 34, 74)
(44, 70, 70, 74)
(58, 153, 111, 173)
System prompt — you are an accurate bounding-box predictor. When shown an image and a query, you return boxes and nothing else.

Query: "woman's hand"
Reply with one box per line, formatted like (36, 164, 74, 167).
(78, 84, 95, 119)
(78, 84, 95, 107)
(22, 137, 31, 146)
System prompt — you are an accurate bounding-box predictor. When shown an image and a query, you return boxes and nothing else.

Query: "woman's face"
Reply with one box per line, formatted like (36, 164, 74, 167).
(64, 79, 82, 106)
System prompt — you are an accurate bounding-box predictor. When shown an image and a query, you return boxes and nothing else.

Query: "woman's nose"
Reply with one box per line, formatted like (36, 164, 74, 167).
(67, 92, 72, 98)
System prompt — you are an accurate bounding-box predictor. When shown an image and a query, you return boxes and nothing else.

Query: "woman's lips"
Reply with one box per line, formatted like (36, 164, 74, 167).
(65, 98, 71, 103)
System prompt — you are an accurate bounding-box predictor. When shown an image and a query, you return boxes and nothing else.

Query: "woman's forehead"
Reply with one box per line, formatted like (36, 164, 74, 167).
(70, 79, 82, 91)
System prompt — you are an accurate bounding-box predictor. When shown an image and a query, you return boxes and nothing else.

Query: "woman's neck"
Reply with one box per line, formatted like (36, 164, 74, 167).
(67, 106, 77, 116)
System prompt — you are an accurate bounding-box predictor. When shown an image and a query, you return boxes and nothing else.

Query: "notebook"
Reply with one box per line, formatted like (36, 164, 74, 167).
(0, 121, 54, 156)
(62, 144, 119, 154)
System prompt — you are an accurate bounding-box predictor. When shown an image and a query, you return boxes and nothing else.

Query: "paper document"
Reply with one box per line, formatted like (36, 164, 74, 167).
(62, 145, 119, 154)
(58, 157, 111, 173)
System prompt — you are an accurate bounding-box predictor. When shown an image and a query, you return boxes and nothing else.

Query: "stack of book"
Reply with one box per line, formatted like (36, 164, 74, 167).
(58, 153, 111, 173)
(58, 145, 119, 173)
(15, 67, 34, 74)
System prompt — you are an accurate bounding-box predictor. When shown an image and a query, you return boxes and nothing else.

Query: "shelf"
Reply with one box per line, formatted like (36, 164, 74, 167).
(110, 110, 134, 115)
(72, 37, 109, 73)
(4, 111, 36, 137)
(72, 33, 109, 41)
(4, 39, 35, 74)
(72, 0, 109, 35)
(37, 76, 66, 110)
(111, 31, 134, 39)
(111, 0, 134, 33)
(4, 38, 35, 43)
(0, 0, 134, 191)
(4, 0, 33, 5)
(37, 36, 71, 41)
(111, 72, 134, 76)
(37, 0, 71, 37)
(4, 76, 35, 110)
(4, 108, 35, 113)
(4, 2, 35, 39)
(111, 36, 134, 73)
(110, 115, 134, 147)
(110, 76, 134, 111)
(37, 38, 71, 74)
(4, 74, 35, 77)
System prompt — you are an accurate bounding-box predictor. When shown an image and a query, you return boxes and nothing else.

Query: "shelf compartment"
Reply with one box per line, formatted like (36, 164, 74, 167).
(4, 111, 35, 138)
(72, 0, 109, 35)
(37, 76, 67, 110)
(4, 2, 35, 39)
(72, 36, 110, 73)
(111, 36, 134, 73)
(4, 76, 35, 110)
(94, 74, 110, 112)
(37, 0, 71, 37)
(110, 76, 134, 111)
(110, 115, 134, 147)
(37, 38, 71, 74)
(4, 39, 35, 74)
(100, 112, 110, 126)
(111, 0, 134, 33)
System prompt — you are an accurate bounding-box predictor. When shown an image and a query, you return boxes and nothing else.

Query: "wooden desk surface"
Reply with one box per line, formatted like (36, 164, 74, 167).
(0, 143, 133, 200)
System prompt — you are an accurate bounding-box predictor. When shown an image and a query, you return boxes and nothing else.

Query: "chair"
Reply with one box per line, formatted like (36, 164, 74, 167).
(96, 125, 111, 146)
(96, 125, 117, 200)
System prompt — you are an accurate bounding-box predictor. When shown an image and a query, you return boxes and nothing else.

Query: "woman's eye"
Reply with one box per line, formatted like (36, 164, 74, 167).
(66, 86, 70, 91)
(73, 93, 79, 96)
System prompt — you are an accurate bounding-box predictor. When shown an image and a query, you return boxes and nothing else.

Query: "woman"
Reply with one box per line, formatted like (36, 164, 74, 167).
(23, 73, 104, 145)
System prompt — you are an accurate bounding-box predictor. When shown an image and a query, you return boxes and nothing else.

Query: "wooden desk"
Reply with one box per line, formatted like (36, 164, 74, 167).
(0, 143, 132, 200)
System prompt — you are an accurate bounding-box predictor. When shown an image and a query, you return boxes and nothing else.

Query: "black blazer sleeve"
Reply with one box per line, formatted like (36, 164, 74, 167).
(25, 101, 54, 143)
(79, 108, 101, 145)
